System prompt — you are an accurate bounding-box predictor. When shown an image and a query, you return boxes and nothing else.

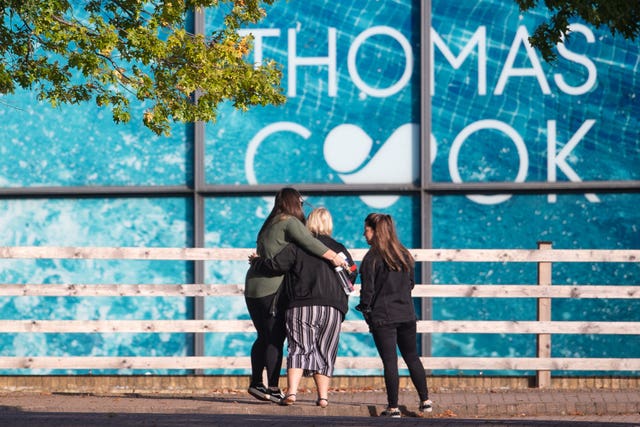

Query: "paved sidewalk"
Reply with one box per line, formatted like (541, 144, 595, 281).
(1, 388, 639, 426)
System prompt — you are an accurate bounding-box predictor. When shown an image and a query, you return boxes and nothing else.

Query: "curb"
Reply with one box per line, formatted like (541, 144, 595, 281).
(1, 389, 639, 419)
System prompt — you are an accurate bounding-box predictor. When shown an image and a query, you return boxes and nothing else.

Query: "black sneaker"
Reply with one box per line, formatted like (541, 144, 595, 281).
(265, 387, 285, 403)
(419, 399, 433, 414)
(380, 407, 401, 418)
(248, 385, 271, 401)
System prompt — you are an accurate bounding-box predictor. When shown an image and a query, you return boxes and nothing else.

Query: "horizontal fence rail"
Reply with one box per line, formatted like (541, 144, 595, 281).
(1, 357, 638, 372)
(1, 245, 639, 387)
(1, 246, 640, 262)
(1, 284, 640, 298)
(0, 320, 637, 335)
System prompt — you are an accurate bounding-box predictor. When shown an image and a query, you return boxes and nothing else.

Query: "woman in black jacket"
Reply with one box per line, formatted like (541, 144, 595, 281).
(251, 207, 356, 408)
(356, 213, 432, 418)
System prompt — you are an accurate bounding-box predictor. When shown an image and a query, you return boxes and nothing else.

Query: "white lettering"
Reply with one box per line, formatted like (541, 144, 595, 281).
(554, 24, 597, 95)
(495, 26, 550, 95)
(239, 22, 606, 207)
(347, 26, 414, 97)
(547, 119, 599, 202)
(449, 120, 529, 204)
(243, 24, 598, 98)
(245, 122, 312, 185)
(238, 28, 281, 68)
(431, 26, 487, 95)
(287, 27, 337, 97)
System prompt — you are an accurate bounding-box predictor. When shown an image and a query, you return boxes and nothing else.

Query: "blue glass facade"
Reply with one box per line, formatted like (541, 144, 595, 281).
(0, 199, 192, 374)
(0, 0, 638, 375)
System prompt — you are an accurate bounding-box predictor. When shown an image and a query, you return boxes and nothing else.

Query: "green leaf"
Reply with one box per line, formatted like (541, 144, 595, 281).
(0, 0, 284, 135)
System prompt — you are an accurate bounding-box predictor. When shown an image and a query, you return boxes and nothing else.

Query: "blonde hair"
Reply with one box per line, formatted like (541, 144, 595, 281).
(307, 207, 333, 236)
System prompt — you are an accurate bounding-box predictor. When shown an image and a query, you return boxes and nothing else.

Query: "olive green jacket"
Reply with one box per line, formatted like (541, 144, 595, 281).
(244, 215, 329, 298)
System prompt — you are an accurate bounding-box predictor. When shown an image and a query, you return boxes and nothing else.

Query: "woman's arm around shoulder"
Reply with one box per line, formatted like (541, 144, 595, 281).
(251, 243, 298, 276)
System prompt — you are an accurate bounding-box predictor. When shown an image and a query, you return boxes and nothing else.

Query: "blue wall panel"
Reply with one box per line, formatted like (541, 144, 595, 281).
(0, 199, 192, 374)
(0, 91, 189, 187)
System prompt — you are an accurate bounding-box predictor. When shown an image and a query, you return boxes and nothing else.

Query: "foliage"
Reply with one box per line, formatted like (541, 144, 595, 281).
(515, 0, 640, 61)
(0, 0, 286, 135)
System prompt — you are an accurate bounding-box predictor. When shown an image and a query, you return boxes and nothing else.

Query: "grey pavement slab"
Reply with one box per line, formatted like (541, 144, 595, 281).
(0, 388, 638, 426)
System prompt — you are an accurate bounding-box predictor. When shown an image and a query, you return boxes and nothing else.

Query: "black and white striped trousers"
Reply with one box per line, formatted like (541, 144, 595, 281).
(285, 305, 342, 377)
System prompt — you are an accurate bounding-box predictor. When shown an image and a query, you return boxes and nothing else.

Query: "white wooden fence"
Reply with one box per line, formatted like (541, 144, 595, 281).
(1, 243, 639, 388)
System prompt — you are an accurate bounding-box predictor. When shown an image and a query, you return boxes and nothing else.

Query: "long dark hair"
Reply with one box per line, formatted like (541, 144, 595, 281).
(257, 187, 305, 241)
(364, 213, 414, 272)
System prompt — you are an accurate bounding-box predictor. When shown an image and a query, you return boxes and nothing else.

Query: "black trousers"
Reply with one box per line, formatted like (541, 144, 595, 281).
(245, 292, 287, 388)
(371, 321, 429, 407)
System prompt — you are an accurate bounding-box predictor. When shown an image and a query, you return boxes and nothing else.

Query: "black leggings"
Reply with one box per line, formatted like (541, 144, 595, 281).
(371, 321, 429, 407)
(245, 293, 287, 388)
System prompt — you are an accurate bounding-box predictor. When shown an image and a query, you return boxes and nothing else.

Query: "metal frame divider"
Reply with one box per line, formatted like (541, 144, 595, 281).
(420, 0, 433, 362)
(192, 8, 206, 374)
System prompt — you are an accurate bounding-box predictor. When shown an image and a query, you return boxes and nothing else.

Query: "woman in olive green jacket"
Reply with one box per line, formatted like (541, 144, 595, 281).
(245, 187, 345, 403)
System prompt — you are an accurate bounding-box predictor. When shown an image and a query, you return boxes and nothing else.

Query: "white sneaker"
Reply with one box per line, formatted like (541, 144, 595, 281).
(380, 407, 401, 418)
(419, 399, 433, 413)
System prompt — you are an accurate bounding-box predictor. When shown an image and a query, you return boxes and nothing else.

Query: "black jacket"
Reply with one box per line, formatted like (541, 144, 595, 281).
(251, 234, 356, 316)
(357, 249, 416, 327)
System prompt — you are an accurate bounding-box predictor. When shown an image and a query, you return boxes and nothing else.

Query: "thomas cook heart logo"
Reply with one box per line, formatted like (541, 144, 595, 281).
(323, 123, 421, 208)
(245, 122, 424, 208)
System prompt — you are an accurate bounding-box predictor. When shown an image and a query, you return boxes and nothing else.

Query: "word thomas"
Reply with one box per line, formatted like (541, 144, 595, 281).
(240, 23, 597, 97)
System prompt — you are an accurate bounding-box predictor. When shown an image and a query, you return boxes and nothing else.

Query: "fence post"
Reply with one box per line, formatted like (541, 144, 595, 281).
(536, 241, 552, 388)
